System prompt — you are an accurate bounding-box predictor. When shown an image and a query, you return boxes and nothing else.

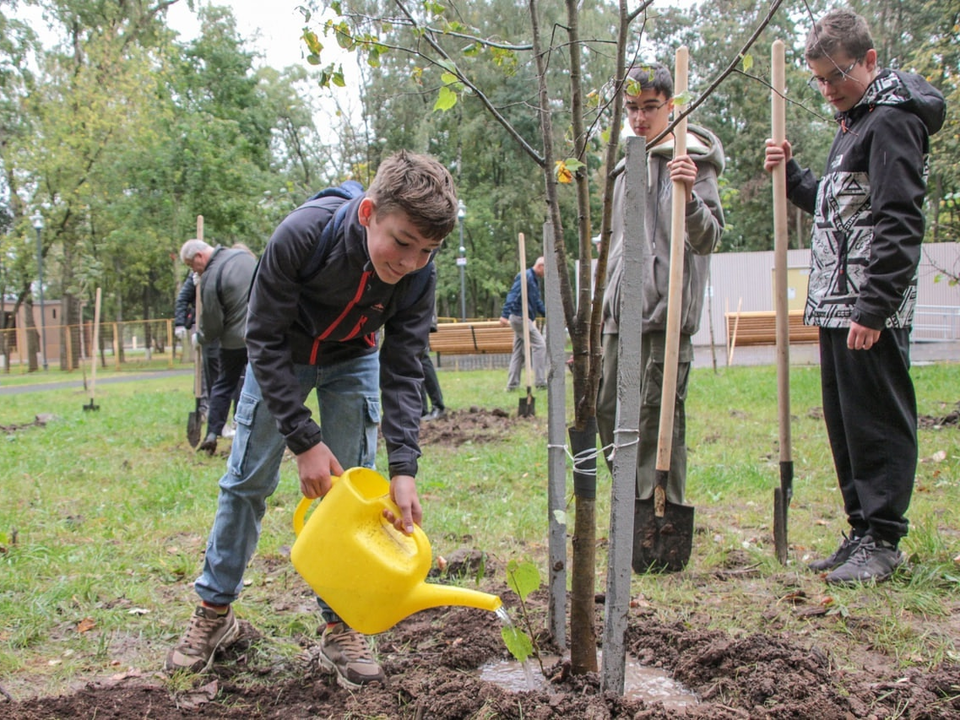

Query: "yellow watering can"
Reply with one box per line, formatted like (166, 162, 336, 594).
(291, 467, 502, 635)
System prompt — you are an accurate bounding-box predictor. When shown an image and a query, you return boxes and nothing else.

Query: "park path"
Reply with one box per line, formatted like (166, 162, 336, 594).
(0, 369, 192, 396)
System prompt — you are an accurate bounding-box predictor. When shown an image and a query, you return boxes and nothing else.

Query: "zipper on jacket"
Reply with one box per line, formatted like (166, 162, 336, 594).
(309, 270, 373, 364)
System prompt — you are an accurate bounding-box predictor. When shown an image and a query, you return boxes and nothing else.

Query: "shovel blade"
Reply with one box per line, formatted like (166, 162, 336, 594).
(83, 400, 100, 412)
(187, 411, 202, 448)
(774, 487, 788, 564)
(632, 496, 695, 573)
(518, 395, 536, 417)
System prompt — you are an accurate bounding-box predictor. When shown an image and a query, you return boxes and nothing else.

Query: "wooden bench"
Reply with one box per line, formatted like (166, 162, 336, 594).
(430, 321, 515, 358)
(725, 310, 820, 348)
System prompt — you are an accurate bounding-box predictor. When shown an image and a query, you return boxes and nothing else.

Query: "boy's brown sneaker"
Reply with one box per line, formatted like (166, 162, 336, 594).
(164, 605, 240, 673)
(808, 532, 862, 572)
(318, 622, 384, 688)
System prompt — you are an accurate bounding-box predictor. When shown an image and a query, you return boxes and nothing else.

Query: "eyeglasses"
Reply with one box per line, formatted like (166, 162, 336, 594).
(807, 60, 860, 90)
(627, 100, 668, 117)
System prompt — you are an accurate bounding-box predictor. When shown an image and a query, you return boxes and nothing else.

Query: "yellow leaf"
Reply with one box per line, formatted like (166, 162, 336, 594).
(77, 618, 96, 634)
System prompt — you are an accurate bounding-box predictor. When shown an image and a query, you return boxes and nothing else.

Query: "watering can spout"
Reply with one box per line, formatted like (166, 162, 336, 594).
(405, 583, 503, 617)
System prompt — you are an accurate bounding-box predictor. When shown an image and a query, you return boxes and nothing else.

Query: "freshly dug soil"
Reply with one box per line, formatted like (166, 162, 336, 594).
(5, 407, 959, 718)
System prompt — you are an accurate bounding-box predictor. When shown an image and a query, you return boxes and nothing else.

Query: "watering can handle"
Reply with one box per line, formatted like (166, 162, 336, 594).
(293, 474, 340, 536)
(292, 477, 431, 557)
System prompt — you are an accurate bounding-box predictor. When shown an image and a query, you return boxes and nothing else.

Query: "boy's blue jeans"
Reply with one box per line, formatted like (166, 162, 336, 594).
(194, 353, 381, 623)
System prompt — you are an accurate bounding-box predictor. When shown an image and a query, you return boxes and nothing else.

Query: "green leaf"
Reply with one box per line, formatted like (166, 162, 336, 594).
(563, 158, 585, 173)
(673, 91, 693, 107)
(506, 559, 541, 600)
(742, 54, 753, 72)
(552, 509, 567, 526)
(440, 71, 460, 86)
(434, 85, 458, 111)
(501, 625, 533, 662)
(302, 30, 323, 56)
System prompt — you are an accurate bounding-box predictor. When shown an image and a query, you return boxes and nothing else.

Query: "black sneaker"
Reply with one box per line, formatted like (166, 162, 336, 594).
(422, 407, 446, 421)
(808, 532, 862, 572)
(825, 535, 904, 585)
(318, 622, 384, 688)
(164, 605, 240, 673)
(197, 432, 218, 455)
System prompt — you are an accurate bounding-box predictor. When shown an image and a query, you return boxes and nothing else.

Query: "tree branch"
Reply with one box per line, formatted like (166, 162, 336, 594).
(392, 0, 544, 165)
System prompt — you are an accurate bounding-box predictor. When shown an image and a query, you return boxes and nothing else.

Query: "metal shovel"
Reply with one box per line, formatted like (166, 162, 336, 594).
(771, 41, 794, 563)
(83, 287, 101, 412)
(633, 46, 695, 573)
(517, 232, 535, 418)
(186, 215, 204, 447)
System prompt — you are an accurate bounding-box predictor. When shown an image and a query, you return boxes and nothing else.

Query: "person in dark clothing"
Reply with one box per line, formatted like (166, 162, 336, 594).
(174, 272, 218, 418)
(764, 8, 945, 585)
(499, 256, 547, 390)
(420, 316, 445, 421)
(165, 151, 459, 689)
(179, 240, 257, 455)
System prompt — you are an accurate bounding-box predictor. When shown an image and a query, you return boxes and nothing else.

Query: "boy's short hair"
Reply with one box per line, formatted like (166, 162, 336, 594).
(367, 150, 459, 242)
(805, 8, 874, 62)
(625, 62, 673, 99)
(180, 238, 211, 264)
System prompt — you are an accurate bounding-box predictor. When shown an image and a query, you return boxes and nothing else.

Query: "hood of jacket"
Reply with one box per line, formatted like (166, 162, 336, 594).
(648, 123, 726, 176)
(842, 68, 945, 136)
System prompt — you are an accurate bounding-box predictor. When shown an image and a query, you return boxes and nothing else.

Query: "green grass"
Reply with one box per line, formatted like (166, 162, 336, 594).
(1, 359, 959, 700)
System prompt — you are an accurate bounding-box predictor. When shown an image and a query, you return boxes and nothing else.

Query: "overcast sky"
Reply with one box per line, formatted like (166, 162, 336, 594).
(165, 0, 316, 71)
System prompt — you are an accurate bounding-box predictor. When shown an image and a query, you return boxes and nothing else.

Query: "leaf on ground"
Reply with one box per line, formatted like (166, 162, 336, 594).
(177, 680, 219, 711)
(76, 618, 96, 633)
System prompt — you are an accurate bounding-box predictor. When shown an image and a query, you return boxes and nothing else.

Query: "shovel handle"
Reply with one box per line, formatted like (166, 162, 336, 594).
(771, 40, 793, 465)
(655, 45, 689, 474)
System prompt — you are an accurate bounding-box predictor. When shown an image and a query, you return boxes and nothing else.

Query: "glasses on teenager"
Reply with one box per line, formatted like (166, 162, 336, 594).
(807, 60, 860, 90)
(628, 100, 668, 116)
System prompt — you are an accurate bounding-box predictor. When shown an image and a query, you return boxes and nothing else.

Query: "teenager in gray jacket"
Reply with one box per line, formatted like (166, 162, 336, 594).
(597, 62, 724, 570)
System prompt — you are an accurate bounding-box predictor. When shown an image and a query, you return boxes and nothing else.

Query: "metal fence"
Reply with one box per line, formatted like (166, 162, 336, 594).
(0, 318, 193, 373)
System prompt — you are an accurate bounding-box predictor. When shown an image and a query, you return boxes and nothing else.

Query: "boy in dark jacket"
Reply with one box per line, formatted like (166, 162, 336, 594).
(165, 151, 459, 686)
(764, 8, 945, 585)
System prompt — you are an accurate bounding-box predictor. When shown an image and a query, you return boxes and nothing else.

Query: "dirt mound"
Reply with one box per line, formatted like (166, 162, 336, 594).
(919, 402, 960, 429)
(418, 406, 529, 448)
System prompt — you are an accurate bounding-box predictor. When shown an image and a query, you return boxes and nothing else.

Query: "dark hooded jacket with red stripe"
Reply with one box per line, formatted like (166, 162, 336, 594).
(245, 195, 434, 478)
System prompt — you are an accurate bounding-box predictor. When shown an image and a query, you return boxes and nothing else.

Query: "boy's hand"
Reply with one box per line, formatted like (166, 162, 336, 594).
(296, 442, 344, 499)
(667, 154, 697, 202)
(847, 321, 881, 351)
(764, 138, 792, 173)
(383, 475, 422, 535)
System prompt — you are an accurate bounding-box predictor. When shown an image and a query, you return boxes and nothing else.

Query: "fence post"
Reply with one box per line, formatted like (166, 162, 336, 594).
(113, 323, 121, 370)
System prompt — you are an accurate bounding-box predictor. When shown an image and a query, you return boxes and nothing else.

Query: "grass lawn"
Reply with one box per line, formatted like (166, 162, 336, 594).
(1, 356, 958, 700)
